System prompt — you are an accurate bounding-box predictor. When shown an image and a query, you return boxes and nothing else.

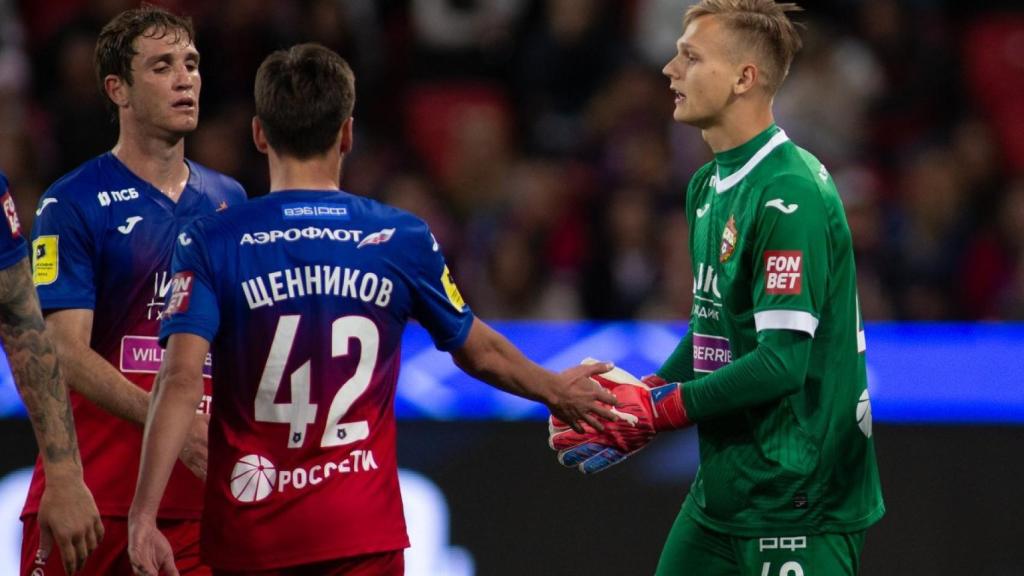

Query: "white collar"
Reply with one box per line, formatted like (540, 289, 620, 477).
(715, 130, 790, 194)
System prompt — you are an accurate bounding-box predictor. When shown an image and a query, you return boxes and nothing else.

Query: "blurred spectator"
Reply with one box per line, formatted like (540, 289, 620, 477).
(889, 147, 970, 319)
(775, 20, 884, 168)
(964, 14, 1024, 174)
(516, 0, 624, 155)
(5, 0, 1021, 322)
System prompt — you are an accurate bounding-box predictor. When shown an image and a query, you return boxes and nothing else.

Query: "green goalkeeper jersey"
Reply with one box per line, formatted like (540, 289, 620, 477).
(665, 124, 885, 536)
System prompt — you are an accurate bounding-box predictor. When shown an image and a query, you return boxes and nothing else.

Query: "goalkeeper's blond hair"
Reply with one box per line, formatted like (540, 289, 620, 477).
(684, 0, 803, 95)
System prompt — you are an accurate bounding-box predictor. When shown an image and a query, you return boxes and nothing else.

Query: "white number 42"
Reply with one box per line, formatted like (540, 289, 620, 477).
(255, 314, 379, 449)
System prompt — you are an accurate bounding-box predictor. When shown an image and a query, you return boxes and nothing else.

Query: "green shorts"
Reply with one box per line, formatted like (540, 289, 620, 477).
(655, 511, 865, 576)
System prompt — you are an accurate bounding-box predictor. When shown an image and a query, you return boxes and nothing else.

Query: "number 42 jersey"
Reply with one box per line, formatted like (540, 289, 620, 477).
(160, 190, 473, 571)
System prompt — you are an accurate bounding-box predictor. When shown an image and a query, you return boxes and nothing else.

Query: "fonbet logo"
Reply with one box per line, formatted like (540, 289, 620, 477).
(229, 450, 379, 504)
(764, 251, 802, 295)
(231, 454, 276, 503)
(163, 271, 193, 316)
(2, 192, 21, 237)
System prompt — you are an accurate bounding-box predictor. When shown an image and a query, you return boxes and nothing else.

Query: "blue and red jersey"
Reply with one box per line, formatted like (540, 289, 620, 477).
(23, 152, 245, 519)
(160, 190, 472, 570)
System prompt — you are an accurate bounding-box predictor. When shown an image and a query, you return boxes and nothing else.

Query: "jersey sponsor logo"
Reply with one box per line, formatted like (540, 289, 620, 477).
(764, 198, 798, 214)
(239, 227, 364, 245)
(695, 203, 710, 218)
(97, 187, 139, 206)
(857, 389, 873, 437)
(32, 236, 58, 285)
(282, 203, 350, 220)
(692, 262, 722, 320)
(164, 271, 194, 316)
(764, 251, 802, 294)
(441, 266, 465, 311)
(147, 271, 173, 320)
(116, 215, 144, 234)
(758, 536, 807, 552)
(241, 265, 394, 310)
(35, 197, 58, 216)
(357, 227, 395, 249)
(2, 192, 20, 238)
(230, 454, 276, 503)
(120, 335, 213, 377)
(719, 215, 737, 262)
(692, 333, 731, 373)
(178, 232, 192, 246)
(229, 450, 379, 504)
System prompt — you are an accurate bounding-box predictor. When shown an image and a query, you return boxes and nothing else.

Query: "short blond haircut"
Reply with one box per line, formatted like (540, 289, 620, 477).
(684, 0, 803, 94)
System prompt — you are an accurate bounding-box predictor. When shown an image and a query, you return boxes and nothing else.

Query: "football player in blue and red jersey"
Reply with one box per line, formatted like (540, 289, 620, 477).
(126, 44, 618, 576)
(21, 6, 245, 575)
(0, 172, 103, 574)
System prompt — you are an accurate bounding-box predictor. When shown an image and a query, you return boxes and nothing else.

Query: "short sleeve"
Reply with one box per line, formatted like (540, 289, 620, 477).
(31, 192, 97, 310)
(750, 176, 828, 337)
(408, 223, 473, 352)
(158, 223, 220, 346)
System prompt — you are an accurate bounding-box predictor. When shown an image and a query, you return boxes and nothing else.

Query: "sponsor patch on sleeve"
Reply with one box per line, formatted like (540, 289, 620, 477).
(32, 236, 58, 285)
(441, 266, 465, 311)
(164, 271, 194, 316)
(692, 333, 732, 373)
(2, 192, 20, 238)
(764, 250, 802, 295)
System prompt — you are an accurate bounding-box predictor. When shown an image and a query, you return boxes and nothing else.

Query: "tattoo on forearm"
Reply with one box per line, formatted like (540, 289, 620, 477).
(0, 259, 80, 465)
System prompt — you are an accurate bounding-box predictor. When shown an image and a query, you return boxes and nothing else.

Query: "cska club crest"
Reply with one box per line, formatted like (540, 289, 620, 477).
(719, 214, 737, 262)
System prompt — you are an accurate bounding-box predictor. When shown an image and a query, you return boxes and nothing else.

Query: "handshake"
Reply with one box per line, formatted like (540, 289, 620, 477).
(548, 359, 691, 474)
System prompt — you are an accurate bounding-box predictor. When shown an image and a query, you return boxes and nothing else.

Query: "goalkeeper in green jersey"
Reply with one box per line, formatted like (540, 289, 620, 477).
(548, 1, 885, 574)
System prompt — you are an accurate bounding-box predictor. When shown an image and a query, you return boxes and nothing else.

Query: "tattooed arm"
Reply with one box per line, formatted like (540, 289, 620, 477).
(0, 257, 103, 573)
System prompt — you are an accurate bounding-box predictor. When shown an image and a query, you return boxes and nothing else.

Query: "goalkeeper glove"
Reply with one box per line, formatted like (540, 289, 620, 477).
(549, 362, 690, 474)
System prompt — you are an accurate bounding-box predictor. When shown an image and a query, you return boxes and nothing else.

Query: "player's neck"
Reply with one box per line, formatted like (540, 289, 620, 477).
(111, 126, 189, 202)
(268, 152, 342, 193)
(701, 104, 775, 155)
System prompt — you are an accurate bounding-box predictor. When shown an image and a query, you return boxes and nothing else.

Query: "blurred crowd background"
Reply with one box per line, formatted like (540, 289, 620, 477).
(2, 0, 1023, 320)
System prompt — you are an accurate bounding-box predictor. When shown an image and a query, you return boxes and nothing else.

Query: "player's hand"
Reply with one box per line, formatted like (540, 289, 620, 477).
(545, 361, 621, 433)
(37, 468, 103, 573)
(128, 515, 178, 576)
(548, 365, 690, 474)
(548, 377, 656, 474)
(179, 413, 209, 481)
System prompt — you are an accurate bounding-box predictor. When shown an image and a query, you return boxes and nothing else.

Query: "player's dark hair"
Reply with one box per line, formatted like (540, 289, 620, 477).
(684, 0, 803, 95)
(254, 43, 356, 159)
(94, 4, 195, 114)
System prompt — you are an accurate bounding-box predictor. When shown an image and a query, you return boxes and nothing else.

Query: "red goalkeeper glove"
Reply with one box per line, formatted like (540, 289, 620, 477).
(548, 361, 690, 474)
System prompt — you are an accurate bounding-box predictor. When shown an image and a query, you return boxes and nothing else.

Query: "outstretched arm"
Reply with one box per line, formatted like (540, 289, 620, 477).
(0, 258, 102, 574)
(451, 317, 619, 432)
